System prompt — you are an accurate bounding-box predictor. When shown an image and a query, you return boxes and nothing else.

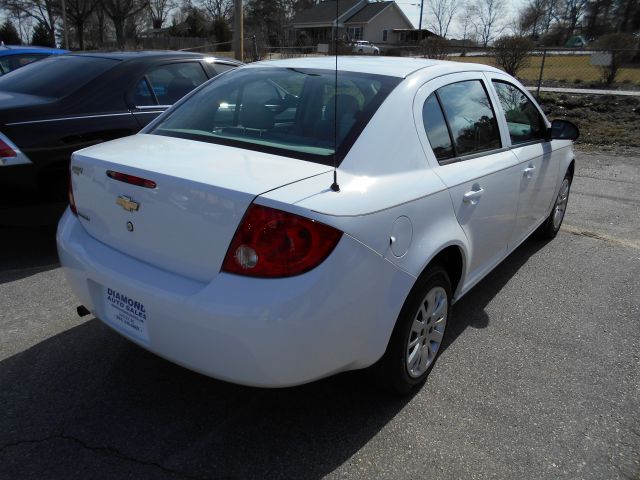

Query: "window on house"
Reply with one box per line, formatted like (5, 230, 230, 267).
(348, 26, 363, 41)
(383, 29, 389, 42)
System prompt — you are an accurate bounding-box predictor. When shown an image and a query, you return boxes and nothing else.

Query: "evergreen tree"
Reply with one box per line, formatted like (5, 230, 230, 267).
(0, 21, 21, 45)
(31, 22, 55, 46)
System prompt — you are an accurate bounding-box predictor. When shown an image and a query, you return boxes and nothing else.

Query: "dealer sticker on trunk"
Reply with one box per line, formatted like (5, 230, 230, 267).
(104, 287, 150, 344)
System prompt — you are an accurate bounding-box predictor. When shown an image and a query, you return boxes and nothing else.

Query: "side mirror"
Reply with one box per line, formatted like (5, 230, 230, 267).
(546, 119, 580, 141)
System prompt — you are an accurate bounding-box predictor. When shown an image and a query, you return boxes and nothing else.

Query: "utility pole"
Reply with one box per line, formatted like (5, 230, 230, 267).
(418, 0, 424, 35)
(61, 0, 69, 49)
(233, 0, 243, 62)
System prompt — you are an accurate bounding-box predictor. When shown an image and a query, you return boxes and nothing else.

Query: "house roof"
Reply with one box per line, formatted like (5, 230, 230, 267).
(345, 1, 391, 23)
(292, 0, 363, 25)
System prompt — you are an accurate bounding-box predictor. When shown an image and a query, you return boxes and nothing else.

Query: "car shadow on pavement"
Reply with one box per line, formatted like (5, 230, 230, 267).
(442, 236, 551, 351)
(0, 224, 60, 284)
(0, 237, 550, 480)
(0, 318, 417, 480)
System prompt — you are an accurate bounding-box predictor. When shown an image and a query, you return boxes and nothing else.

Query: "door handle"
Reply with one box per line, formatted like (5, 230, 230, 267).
(523, 166, 536, 178)
(463, 188, 484, 205)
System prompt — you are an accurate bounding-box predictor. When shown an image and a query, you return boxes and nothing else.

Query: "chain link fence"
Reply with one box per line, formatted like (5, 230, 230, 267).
(252, 44, 639, 94)
(122, 36, 639, 95)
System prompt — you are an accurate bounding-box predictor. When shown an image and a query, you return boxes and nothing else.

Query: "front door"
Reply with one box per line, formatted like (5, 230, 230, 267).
(487, 76, 560, 248)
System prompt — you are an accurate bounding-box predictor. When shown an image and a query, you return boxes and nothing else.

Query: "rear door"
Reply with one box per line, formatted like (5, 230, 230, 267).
(414, 72, 521, 288)
(486, 73, 560, 248)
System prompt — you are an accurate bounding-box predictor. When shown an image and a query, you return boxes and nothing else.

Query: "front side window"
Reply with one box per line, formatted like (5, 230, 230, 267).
(437, 80, 501, 157)
(492, 81, 545, 144)
(150, 67, 400, 165)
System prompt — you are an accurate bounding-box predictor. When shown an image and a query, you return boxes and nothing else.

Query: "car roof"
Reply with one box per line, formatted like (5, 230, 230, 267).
(65, 50, 241, 63)
(247, 56, 502, 78)
(0, 45, 69, 55)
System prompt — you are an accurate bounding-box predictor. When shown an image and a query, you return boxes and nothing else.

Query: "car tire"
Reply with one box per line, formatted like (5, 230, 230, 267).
(537, 172, 572, 239)
(372, 264, 452, 395)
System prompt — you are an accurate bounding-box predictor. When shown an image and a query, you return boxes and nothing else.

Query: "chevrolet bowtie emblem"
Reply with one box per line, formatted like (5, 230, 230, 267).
(116, 195, 139, 212)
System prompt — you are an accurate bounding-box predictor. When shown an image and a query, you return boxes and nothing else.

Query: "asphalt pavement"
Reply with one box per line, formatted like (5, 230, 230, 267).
(0, 149, 638, 479)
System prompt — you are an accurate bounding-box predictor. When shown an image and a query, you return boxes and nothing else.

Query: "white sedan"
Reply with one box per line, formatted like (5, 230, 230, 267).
(58, 57, 578, 394)
(352, 40, 380, 54)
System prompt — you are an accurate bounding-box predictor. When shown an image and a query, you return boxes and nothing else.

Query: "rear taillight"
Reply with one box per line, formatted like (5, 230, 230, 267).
(0, 139, 16, 159)
(221, 204, 342, 278)
(68, 169, 77, 216)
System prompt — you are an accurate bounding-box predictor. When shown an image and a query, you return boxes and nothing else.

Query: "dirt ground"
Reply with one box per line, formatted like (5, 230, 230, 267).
(538, 92, 640, 151)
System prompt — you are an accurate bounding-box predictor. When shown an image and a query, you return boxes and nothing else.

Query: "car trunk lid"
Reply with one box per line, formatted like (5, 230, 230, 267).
(71, 133, 331, 282)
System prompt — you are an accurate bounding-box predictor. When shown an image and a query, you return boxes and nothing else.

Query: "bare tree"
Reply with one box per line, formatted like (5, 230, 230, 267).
(469, 0, 507, 47)
(101, 0, 149, 48)
(458, 2, 479, 46)
(493, 35, 534, 76)
(3, 8, 35, 43)
(594, 32, 638, 85)
(63, 0, 95, 49)
(0, 0, 57, 46)
(148, 0, 176, 28)
(518, 0, 546, 37)
(558, 0, 587, 40)
(199, 0, 232, 21)
(427, 0, 459, 38)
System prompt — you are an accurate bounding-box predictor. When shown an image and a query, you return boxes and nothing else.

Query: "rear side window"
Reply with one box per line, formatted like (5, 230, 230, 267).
(211, 63, 236, 75)
(136, 62, 209, 106)
(0, 55, 118, 98)
(422, 94, 454, 162)
(150, 67, 400, 166)
(437, 80, 501, 157)
(0, 53, 48, 74)
(492, 81, 545, 144)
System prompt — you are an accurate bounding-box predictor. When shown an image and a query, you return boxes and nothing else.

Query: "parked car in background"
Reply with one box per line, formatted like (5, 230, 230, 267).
(58, 57, 578, 394)
(565, 36, 588, 48)
(351, 40, 379, 54)
(0, 51, 241, 214)
(0, 44, 68, 75)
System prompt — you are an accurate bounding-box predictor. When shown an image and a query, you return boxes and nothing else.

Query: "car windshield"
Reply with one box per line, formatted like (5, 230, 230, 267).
(149, 67, 401, 165)
(0, 55, 119, 99)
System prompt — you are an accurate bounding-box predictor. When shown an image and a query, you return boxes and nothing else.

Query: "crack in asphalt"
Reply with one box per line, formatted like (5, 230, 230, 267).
(574, 173, 639, 185)
(0, 433, 208, 480)
(561, 224, 640, 250)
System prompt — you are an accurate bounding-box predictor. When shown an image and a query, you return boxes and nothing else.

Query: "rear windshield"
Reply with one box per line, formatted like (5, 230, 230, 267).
(149, 67, 401, 165)
(0, 55, 119, 99)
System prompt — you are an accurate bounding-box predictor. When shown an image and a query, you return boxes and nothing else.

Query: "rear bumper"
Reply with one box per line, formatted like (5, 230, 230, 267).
(57, 209, 415, 387)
